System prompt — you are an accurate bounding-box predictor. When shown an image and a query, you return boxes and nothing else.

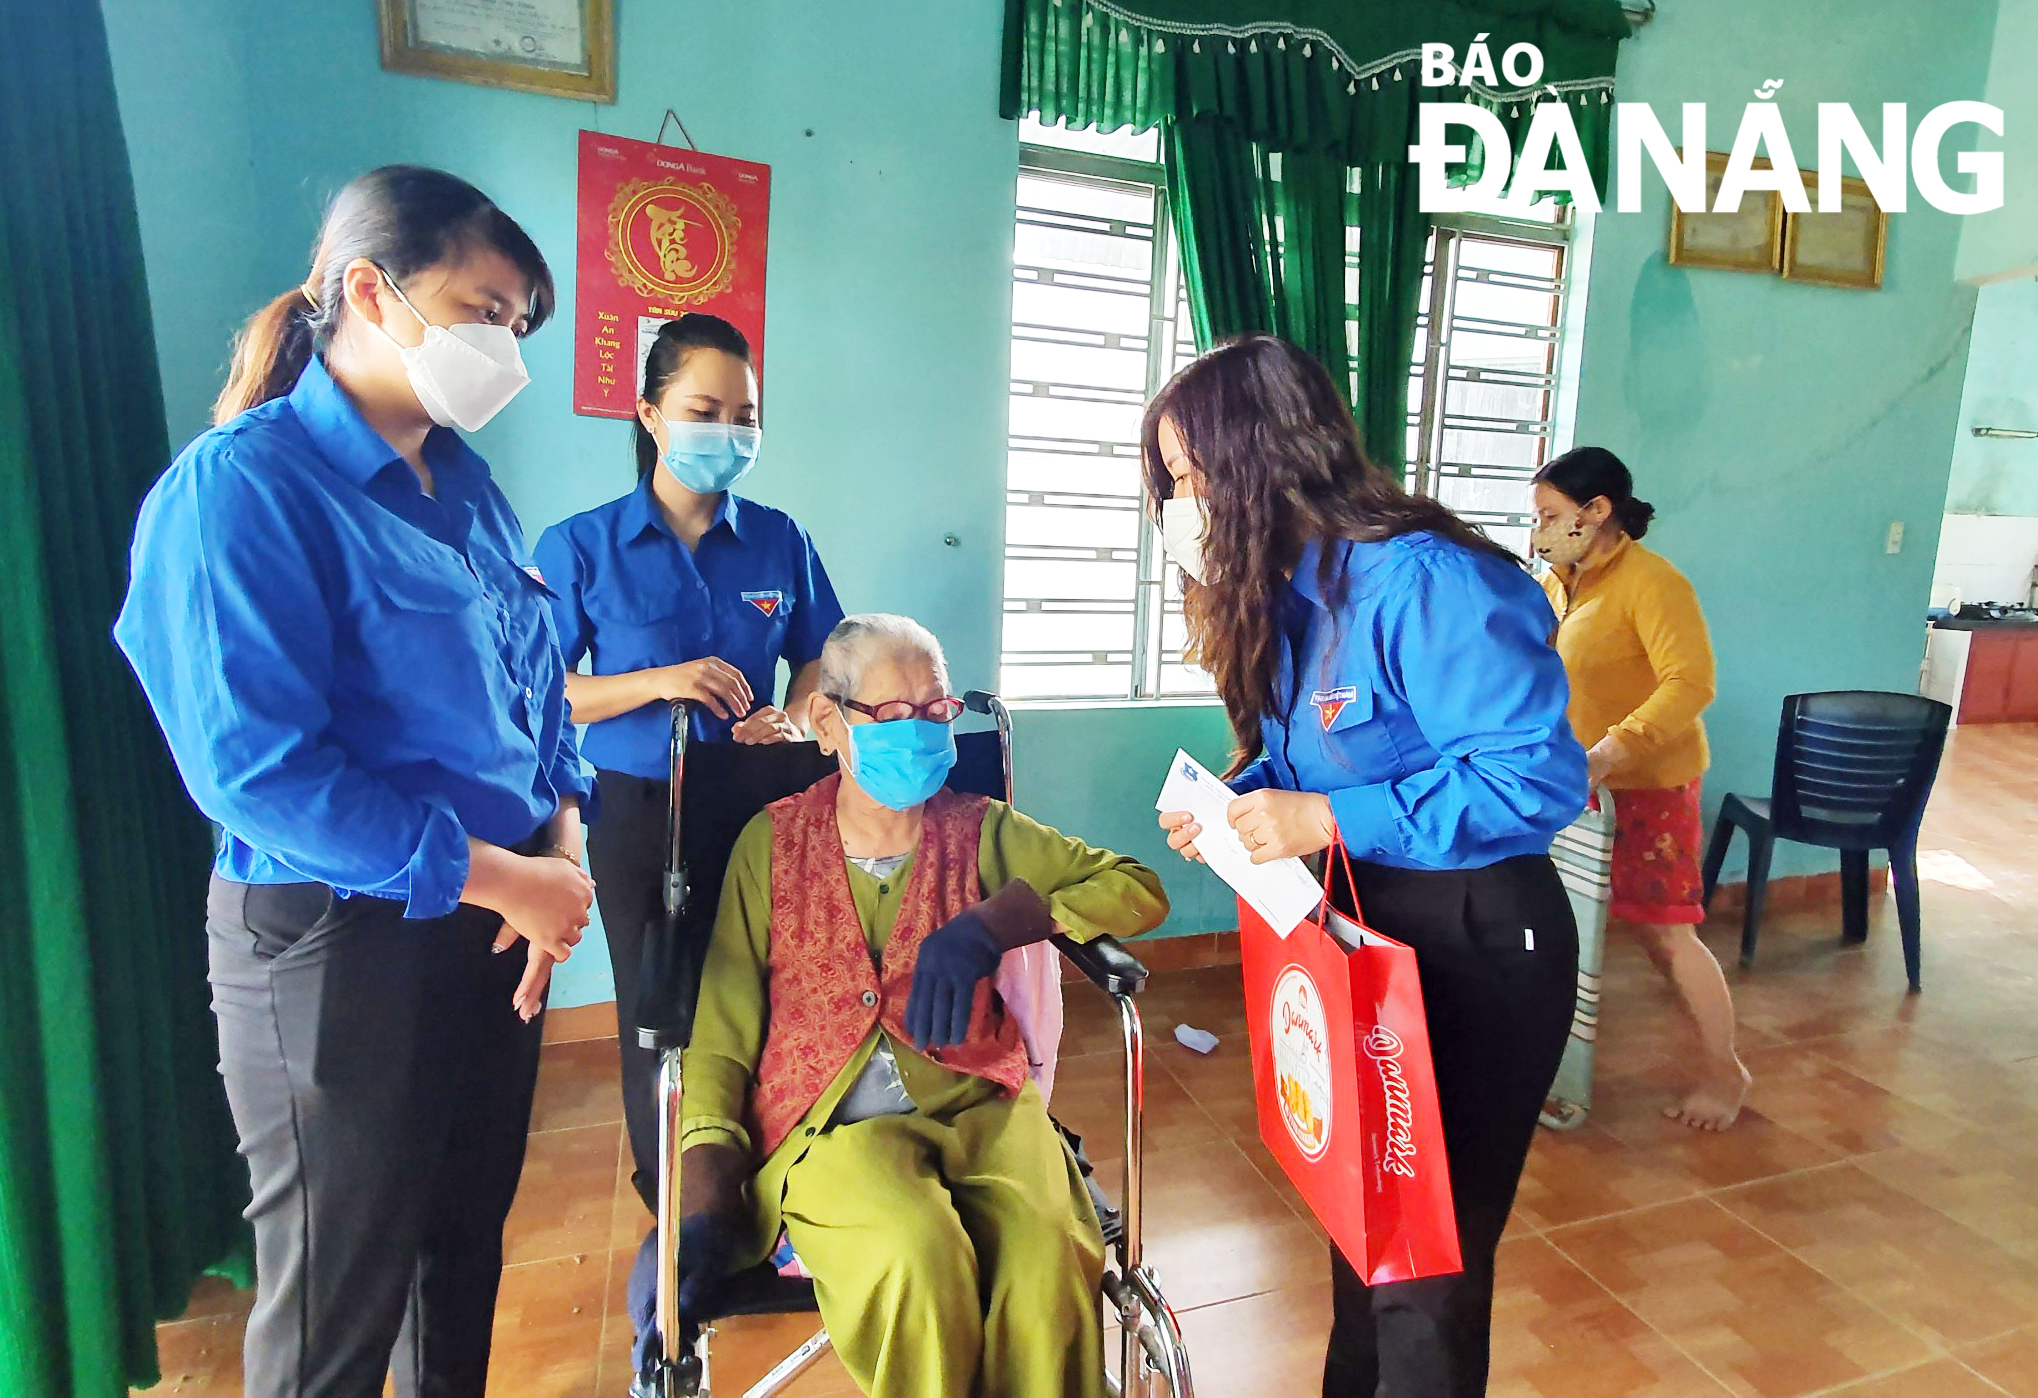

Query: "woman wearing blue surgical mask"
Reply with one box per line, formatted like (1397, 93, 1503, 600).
(115, 166, 596, 1396)
(626, 613, 1164, 1398)
(534, 313, 844, 1211)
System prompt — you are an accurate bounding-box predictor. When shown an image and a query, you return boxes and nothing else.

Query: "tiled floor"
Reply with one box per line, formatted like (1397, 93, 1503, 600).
(141, 726, 2038, 1397)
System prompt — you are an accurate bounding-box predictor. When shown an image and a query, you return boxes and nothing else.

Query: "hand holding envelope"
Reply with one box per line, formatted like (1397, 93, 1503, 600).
(1156, 750, 1323, 938)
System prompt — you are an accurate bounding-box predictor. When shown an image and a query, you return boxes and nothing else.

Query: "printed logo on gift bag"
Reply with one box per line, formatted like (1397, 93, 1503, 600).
(1362, 1026, 1421, 1180)
(1240, 871, 1464, 1286)
(1271, 966, 1333, 1161)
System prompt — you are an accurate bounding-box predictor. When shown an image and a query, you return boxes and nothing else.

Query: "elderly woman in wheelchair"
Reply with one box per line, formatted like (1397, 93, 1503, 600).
(630, 614, 1169, 1398)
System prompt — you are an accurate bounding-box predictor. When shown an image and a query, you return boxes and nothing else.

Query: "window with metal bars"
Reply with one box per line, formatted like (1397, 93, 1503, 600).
(1400, 210, 1575, 560)
(1002, 125, 1579, 701)
(1002, 119, 1208, 702)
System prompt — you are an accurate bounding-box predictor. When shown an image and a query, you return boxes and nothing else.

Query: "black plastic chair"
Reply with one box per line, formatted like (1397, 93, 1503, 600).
(1700, 691, 1951, 992)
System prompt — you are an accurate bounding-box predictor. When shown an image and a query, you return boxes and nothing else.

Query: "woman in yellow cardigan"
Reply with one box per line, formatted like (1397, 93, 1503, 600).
(1533, 448, 1750, 1130)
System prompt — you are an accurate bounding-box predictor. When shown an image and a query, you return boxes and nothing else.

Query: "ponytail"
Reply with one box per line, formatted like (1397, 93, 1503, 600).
(210, 166, 556, 428)
(214, 288, 321, 425)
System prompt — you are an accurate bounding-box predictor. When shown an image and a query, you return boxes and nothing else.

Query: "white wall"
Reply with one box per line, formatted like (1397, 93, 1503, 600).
(1930, 514, 2038, 609)
(1956, 0, 2038, 283)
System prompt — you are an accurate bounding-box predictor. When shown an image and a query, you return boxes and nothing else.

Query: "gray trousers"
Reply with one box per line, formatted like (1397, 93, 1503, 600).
(206, 875, 545, 1398)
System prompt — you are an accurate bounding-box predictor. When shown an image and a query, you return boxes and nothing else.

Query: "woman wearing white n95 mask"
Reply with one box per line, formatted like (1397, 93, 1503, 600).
(533, 313, 844, 1213)
(116, 165, 596, 1396)
(1148, 336, 1585, 1398)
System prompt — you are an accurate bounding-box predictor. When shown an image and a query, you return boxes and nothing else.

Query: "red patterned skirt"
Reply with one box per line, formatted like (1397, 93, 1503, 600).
(1608, 780, 1706, 926)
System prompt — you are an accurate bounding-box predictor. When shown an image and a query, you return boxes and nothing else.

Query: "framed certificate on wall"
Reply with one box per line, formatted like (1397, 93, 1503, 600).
(1783, 173, 1887, 290)
(1668, 152, 1784, 275)
(378, 0, 616, 103)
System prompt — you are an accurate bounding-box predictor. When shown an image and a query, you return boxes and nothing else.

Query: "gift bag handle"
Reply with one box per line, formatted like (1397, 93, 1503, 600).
(1303, 838, 1366, 938)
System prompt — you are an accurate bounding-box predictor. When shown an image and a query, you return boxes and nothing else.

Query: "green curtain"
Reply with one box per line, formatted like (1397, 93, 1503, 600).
(1347, 94, 1435, 482)
(1165, 105, 1431, 477)
(1165, 119, 1355, 411)
(1002, 0, 1627, 177)
(0, 3, 250, 1394)
(1003, 0, 1628, 477)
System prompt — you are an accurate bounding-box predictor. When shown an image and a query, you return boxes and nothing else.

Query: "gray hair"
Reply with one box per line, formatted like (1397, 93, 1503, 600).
(818, 614, 949, 702)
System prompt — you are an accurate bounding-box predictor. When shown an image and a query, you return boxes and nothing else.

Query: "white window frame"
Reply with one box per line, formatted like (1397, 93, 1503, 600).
(1002, 140, 1204, 703)
(1001, 143, 1582, 701)
(1404, 209, 1578, 550)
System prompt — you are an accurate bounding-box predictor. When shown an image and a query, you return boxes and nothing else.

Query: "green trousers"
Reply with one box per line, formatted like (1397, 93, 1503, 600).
(779, 1085, 1106, 1398)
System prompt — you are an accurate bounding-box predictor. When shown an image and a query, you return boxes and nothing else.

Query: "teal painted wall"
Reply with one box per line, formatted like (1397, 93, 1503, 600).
(1571, 0, 1995, 879)
(1010, 703, 1244, 940)
(103, 0, 268, 449)
(1946, 279, 2038, 516)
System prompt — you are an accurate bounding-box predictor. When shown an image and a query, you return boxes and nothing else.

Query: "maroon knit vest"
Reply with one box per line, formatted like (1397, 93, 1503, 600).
(750, 774, 1029, 1155)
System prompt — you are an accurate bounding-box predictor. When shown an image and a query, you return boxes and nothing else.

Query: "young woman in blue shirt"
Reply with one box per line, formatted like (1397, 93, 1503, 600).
(533, 314, 843, 1209)
(116, 168, 596, 1396)
(1150, 336, 1587, 1398)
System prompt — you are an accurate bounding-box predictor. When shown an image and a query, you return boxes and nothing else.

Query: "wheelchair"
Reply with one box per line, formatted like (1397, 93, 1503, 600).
(633, 691, 1196, 1398)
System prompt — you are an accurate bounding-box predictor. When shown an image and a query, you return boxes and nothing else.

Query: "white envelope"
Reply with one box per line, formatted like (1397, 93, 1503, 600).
(1156, 749, 1324, 938)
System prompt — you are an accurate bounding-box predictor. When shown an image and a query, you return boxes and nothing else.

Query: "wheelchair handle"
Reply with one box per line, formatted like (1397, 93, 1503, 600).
(636, 699, 695, 1053)
(666, 699, 689, 916)
(962, 691, 1015, 805)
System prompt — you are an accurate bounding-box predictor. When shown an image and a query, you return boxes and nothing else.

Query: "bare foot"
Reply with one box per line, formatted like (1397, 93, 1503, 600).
(1664, 1062, 1752, 1131)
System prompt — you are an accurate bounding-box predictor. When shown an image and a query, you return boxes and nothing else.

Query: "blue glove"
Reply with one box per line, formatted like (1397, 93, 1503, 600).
(675, 1211, 738, 1317)
(904, 909, 1003, 1051)
(904, 880, 1053, 1051)
(674, 1142, 746, 1317)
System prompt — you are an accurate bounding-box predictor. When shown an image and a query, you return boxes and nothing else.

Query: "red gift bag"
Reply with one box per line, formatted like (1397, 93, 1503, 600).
(1240, 848, 1462, 1285)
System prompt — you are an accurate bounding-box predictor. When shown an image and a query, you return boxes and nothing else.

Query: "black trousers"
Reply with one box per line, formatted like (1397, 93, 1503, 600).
(586, 769, 668, 1215)
(1323, 855, 1578, 1398)
(207, 875, 545, 1398)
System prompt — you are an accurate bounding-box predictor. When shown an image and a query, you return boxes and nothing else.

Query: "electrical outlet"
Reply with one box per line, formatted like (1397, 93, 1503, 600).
(1886, 521, 1905, 555)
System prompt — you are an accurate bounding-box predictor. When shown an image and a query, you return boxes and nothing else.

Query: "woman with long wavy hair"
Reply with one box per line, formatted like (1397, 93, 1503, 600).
(1149, 335, 1587, 1398)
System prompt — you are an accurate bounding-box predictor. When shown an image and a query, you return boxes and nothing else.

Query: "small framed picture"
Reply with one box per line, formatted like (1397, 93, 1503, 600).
(1668, 152, 1784, 275)
(1783, 173, 1887, 290)
(378, 0, 616, 104)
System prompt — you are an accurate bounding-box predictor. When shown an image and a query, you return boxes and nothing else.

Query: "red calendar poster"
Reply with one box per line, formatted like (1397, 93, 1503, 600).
(573, 131, 769, 419)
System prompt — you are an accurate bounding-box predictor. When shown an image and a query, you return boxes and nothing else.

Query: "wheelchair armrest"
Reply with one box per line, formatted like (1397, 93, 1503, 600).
(637, 911, 698, 1052)
(1052, 932, 1148, 996)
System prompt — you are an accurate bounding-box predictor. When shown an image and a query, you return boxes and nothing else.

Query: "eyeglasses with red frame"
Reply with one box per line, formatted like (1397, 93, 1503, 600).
(832, 695, 966, 725)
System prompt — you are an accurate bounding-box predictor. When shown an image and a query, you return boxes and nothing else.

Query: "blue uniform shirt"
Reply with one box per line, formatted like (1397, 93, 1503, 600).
(1236, 532, 1587, 871)
(534, 474, 843, 779)
(114, 358, 596, 919)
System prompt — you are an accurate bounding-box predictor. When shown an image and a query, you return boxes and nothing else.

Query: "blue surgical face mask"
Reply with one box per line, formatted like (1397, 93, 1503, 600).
(659, 419, 761, 495)
(845, 719, 958, 812)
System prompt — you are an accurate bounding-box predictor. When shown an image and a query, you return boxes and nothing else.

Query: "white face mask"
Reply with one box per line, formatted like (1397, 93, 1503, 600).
(375, 269, 530, 432)
(1160, 495, 1210, 582)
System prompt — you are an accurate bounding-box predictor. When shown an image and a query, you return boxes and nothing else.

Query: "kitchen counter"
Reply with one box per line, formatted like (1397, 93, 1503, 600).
(1931, 616, 2038, 631)
(1922, 622, 2038, 722)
